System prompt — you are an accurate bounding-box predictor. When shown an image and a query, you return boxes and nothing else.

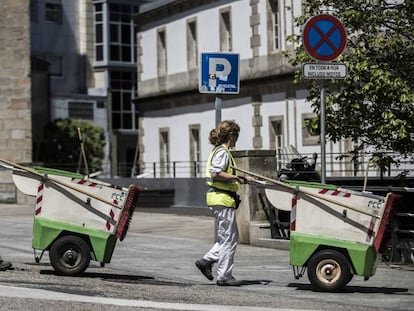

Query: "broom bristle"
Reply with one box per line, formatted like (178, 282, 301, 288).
(116, 184, 141, 241)
(374, 193, 400, 253)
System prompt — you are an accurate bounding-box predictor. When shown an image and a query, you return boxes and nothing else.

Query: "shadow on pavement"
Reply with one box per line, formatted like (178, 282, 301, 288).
(288, 282, 409, 294)
(40, 270, 192, 287)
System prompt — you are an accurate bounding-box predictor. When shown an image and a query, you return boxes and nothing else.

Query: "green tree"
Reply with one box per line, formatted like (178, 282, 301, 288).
(37, 118, 106, 174)
(285, 0, 414, 175)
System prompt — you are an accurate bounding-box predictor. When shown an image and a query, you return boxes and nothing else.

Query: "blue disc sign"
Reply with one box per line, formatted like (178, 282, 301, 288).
(302, 14, 347, 61)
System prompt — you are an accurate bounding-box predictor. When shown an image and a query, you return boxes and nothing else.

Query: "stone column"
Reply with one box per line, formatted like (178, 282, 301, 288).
(0, 0, 32, 203)
(233, 150, 276, 243)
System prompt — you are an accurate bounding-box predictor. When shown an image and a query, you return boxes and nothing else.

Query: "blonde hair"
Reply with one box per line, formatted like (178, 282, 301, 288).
(208, 120, 240, 146)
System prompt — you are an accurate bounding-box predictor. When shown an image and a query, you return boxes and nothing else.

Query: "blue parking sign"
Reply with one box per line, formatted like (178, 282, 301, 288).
(199, 53, 239, 94)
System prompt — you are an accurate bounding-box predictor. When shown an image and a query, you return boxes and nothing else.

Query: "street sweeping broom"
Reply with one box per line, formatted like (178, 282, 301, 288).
(0, 158, 141, 276)
(236, 167, 400, 292)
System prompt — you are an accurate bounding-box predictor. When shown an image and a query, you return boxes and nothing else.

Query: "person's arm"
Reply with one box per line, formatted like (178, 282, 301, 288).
(210, 149, 247, 184)
(211, 171, 247, 184)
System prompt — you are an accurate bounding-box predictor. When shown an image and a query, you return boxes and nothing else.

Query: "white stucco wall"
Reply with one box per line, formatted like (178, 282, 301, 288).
(137, 0, 376, 178)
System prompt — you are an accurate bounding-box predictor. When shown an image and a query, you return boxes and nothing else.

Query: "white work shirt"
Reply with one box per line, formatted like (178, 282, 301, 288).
(210, 148, 229, 174)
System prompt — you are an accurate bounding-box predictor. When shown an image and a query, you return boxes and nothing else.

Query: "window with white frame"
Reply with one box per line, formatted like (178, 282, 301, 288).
(219, 8, 232, 52)
(269, 116, 284, 155)
(187, 19, 198, 70)
(109, 3, 138, 62)
(93, 3, 138, 63)
(110, 71, 137, 130)
(94, 3, 104, 61)
(159, 129, 170, 177)
(157, 28, 167, 76)
(189, 124, 201, 177)
(267, 0, 281, 51)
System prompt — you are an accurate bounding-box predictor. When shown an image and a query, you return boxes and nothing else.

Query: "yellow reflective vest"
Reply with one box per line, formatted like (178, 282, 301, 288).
(205, 144, 239, 208)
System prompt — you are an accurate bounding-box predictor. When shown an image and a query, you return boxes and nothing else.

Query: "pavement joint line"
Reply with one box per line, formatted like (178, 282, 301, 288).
(0, 285, 315, 311)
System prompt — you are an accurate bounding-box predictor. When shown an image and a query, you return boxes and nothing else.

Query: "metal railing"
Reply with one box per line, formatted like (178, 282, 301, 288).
(140, 152, 413, 179)
(141, 161, 207, 178)
(15, 152, 412, 179)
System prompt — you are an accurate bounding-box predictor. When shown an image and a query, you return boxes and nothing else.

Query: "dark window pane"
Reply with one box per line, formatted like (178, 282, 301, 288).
(112, 92, 121, 110)
(122, 71, 132, 80)
(110, 4, 119, 12)
(111, 80, 121, 89)
(110, 24, 118, 42)
(123, 113, 132, 129)
(122, 46, 131, 62)
(95, 3, 102, 12)
(112, 113, 121, 129)
(95, 12, 102, 22)
(110, 45, 120, 61)
(45, 3, 62, 23)
(96, 24, 103, 43)
(69, 102, 93, 120)
(110, 12, 120, 21)
(121, 25, 131, 43)
(121, 5, 129, 13)
(110, 71, 121, 80)
(123, 92, 131, 110)
(96, 45, 103, 61)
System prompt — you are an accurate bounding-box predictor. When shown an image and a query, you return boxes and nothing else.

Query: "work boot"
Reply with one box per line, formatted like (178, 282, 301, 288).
(195, 259, 213, 281)
(0, 259, 12, 271)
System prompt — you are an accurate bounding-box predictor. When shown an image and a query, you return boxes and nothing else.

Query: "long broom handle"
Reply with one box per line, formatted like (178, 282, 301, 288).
(77, 127, 90, 178)
(0, 158, 119, 209)
(234, 167, 380, 219)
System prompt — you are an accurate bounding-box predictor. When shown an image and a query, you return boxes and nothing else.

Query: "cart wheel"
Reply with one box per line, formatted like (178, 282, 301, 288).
(307, 249, 351, 292)
(49, 235, 91, 276)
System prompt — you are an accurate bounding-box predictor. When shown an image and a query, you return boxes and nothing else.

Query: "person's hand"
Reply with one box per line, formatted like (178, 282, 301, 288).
(236, 176, 257, 184)
(245, 176, 257, 184)
(236, 176, 247, 184)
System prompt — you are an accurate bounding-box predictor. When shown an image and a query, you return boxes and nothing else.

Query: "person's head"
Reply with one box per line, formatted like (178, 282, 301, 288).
(208, 120, 240, 147)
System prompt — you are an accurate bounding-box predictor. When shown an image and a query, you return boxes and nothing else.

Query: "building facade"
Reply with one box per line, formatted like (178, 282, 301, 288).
(30, 0, 148, 177)
(134, 0, 358, 179)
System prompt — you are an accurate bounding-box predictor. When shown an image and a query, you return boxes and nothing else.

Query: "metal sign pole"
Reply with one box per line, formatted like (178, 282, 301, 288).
(320, 80, 326, 184)
(301, 14, 347, 185)
(215, 96, 222, 127)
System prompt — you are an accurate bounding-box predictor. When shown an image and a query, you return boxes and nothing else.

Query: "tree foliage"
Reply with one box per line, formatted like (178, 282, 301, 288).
(37, 119, 106, 174)
(286, 0, 414, 173)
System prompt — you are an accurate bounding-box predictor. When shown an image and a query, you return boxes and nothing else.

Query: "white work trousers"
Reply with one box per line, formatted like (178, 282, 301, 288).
(203, 206, 239, 281)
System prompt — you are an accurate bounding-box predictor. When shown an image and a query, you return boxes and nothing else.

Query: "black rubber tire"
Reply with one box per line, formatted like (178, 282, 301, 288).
(49, 235, 91, 276)
(307, 249, 351, 292)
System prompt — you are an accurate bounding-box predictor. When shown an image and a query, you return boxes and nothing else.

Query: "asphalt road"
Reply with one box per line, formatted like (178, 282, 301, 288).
(0, 204, 413, 311)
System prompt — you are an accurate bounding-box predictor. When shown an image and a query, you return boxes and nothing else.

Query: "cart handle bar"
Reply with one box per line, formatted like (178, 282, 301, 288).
(0, 158, 120, 209)
(234, 167, 380, 219)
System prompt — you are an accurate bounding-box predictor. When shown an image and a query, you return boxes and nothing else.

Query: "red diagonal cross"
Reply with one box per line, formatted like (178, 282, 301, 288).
(310, 23, 339, 53)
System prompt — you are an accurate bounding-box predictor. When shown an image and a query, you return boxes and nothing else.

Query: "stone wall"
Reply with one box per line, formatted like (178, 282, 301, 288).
(0, 0, 32, 202)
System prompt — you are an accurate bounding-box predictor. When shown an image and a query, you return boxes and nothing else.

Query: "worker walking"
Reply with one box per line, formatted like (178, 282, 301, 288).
(195, 120, 253, 286)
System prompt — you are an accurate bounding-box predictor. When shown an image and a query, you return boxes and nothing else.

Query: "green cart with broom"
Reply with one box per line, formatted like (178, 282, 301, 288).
(237, 167, 400, 292)
(1, 159, 140, 276)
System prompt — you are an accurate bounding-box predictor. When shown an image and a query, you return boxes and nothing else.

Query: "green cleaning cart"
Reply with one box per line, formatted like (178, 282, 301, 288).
(2, 159, 140, 276)
(237, 167, 399, 292)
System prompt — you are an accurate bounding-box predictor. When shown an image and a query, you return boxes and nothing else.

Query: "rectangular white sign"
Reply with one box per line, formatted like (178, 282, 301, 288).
(302, 63, 347, 79)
